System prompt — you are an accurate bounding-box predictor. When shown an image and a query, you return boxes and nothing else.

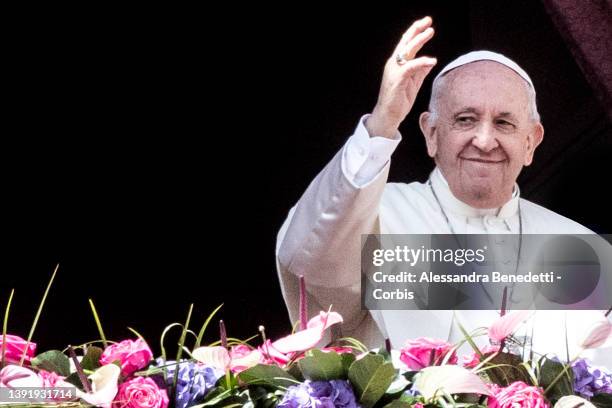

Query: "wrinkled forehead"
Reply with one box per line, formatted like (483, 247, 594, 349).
(441, 60, 532, 89)
(438, 61, 532, 113)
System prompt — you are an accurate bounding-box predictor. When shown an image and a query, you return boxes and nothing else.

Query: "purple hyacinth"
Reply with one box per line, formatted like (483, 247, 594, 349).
(278, 379, 360, 408)
(154, 358, 224, 408)
(572, 358, 612, 399)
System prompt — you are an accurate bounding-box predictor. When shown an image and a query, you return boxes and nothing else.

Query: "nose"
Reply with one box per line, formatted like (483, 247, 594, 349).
(471, 123, 499, 152)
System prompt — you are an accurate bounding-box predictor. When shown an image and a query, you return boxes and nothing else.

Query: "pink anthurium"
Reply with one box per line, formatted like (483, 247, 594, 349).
(579, 318, 612, 350)
(259, 340, 292, 365)
(272, 311, 343, 354)
(488, 310, 531, 342)
(0, 365, 43, 388)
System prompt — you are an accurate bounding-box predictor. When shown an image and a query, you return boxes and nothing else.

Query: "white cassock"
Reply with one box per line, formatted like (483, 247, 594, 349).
(276, 114, 612, 368)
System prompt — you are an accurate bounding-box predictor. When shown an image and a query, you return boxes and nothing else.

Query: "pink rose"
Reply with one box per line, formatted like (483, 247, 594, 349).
(100, 339, 153, 376)
(414, 404, 424, 408)
(400, 337, 458, 370)
(38, 369, 65, 387)
(461, 345, 500, 369)
(228, 344, 264, 373)
(487, 381, 549, 408)
(0, 335, 36, 365)
(112, 377, 169, 408)
(37, 370, 75, 401)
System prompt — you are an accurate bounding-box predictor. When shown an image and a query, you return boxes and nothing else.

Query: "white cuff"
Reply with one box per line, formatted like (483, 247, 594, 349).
(341, 114, 402, 187)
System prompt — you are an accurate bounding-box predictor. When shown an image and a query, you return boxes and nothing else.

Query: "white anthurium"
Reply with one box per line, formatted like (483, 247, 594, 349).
(230, 348, 262, 370)
(554, 395, 597, 408)
(413, 365, 491, 402)
(192, 346, 231, 370)
(77, 364, 120, 408)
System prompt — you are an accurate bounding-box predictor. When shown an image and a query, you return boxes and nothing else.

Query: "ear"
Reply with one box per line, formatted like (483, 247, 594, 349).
(524, 122, 544, 166)
(419, 111, 437, 158)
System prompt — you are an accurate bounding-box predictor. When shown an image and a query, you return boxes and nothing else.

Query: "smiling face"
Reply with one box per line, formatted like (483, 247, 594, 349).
(420, 61, 544, 209)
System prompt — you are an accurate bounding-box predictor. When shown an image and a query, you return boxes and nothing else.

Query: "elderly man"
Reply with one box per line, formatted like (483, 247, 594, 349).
(276, 17, 610, 366)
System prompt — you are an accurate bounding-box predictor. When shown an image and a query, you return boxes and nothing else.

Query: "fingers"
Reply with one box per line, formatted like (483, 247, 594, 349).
(399, 56, 437, 74)
(402, 27, 434, 60)
(394, 16, 433, 55)
(399, 56, 438, 85)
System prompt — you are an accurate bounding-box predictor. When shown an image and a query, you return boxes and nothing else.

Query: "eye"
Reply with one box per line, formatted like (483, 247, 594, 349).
(456, 116, 476, 124)
(496, 119, 516, 129)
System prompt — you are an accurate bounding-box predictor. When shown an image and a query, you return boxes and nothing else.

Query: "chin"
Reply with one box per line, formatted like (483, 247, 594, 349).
(466, 183, 497, 202)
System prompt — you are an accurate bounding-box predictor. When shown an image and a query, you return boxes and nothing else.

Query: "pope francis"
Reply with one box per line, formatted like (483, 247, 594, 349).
(275, 17, 611, 367)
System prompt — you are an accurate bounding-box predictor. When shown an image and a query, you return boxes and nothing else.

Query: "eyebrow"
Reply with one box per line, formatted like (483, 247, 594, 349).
(497, 112, 519, 122)
(452, 107, 480, 118)
(452, 108, 519, 122)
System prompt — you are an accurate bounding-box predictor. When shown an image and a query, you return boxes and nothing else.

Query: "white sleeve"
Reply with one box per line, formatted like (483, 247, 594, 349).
(275, 114, 402, 348)
(342, 114, 402, 187)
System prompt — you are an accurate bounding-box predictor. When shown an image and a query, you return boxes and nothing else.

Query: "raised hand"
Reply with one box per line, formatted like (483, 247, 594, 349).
(366, 17, 437, 138)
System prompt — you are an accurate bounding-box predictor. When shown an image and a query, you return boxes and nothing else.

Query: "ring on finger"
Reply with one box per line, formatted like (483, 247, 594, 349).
(396, 52, 407, 65)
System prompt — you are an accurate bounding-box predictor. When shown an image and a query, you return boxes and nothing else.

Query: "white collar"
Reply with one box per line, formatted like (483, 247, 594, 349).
(429, 167, 520, 220)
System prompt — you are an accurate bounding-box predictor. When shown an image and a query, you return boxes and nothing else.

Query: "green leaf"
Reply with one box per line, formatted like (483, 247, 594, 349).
(22, 265, 58, 365)
(375, 373, 411, 407)
(195, 303, 224, 348)
(341, 352, 356, 376)
(173, 304, 194, 398)
(485, 352, 530, 386)
(31, 350, 71, 377)
(215, 370, 240, 391)
(64, 372, 85, 390)
(539, 359, 573, 402)
(88, 298, 108, 349)
(383, 401, 411, 408)
(591, 393, 612, 408)
(398, 393, 420, 404)
(298, 350, 344, 381)
(2, 289, 15, 368)
(237, 364, 297, 388)
(347, 353, 396, 408)
(80, 346, 103, 371)
(287, 362, 305, 382)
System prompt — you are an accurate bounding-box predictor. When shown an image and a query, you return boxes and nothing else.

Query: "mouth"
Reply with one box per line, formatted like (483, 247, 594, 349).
(460, 157, 505, 164)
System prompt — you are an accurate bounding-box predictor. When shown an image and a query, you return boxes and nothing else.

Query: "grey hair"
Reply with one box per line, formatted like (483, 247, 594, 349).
(427, 67, 541, 124)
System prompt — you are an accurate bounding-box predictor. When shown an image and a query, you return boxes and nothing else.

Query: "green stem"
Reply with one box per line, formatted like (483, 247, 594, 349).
(20, 264, 58, 366)
(173, 304, 193, 401)
(225, 368, 232, 390)
(544, 358, 575, 395)
(2, 289, 15, 368)
(89, 298, 108, 348)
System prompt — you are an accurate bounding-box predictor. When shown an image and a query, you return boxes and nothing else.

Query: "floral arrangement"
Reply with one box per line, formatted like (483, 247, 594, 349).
(1, 269, 611, 407)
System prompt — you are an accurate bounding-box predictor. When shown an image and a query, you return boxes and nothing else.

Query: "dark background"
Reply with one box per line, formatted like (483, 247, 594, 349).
(3, 1, 610, 354)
